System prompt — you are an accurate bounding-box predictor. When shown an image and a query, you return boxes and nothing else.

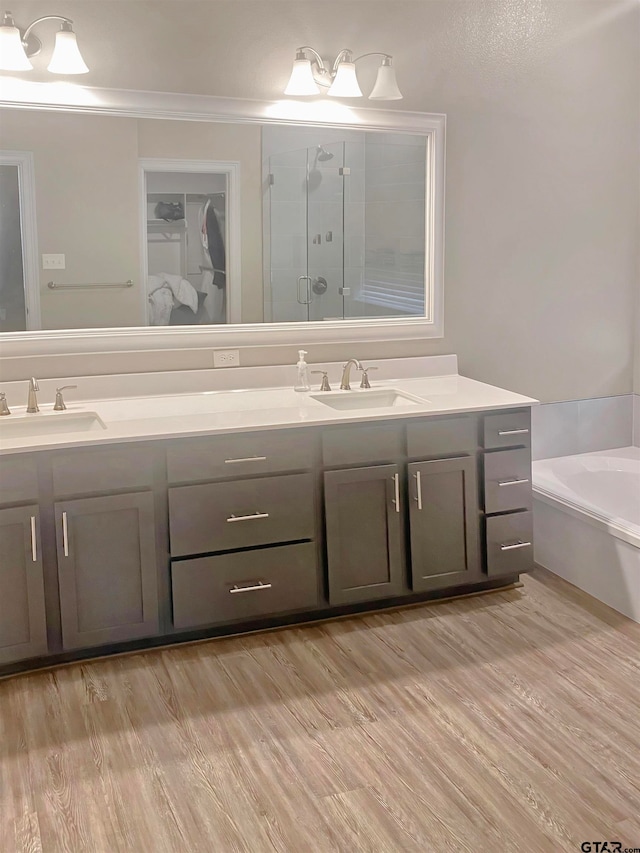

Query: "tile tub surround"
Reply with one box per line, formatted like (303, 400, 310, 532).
(531, 395, 633, 461)
(533, 447, 640, 622)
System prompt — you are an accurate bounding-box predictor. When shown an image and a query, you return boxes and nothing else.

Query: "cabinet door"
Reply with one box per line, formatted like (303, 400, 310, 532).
(324, 464, 404, 606)
(55, 493, 159, 650)
(0, 506, 47, 664)
(408, 457, 481, 592)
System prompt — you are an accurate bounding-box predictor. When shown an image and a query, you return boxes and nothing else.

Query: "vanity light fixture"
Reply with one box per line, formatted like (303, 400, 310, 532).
(284, 47, 402, 100)
(0, 10, 89, 74)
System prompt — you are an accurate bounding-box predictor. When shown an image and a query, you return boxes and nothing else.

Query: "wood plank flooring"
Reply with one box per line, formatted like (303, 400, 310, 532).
(1, 567, 639, 852)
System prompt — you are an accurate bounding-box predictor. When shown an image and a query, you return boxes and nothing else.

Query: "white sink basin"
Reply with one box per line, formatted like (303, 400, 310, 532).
(310, 389, 428, 410)
(0, 411, 107, 439)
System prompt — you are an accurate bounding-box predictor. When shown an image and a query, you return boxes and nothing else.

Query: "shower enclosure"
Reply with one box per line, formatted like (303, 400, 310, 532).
(264, 133, 427, 324)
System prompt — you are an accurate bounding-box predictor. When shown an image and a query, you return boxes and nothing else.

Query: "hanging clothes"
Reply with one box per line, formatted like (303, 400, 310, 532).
(199, 198, 226, 323)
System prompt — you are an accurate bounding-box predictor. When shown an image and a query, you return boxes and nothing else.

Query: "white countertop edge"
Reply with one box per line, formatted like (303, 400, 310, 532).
(0, 370, 538, 456)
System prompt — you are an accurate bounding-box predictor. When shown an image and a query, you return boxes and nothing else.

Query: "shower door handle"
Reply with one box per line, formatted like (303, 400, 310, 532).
(297, 275, 312, 304)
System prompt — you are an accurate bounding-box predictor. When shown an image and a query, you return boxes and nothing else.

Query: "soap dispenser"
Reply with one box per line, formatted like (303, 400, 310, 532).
(294, 350, 311, 392)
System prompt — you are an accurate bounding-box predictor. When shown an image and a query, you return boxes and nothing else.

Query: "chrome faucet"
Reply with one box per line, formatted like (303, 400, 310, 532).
(340, 358, 364, 390)
(26, 377, 40, 413)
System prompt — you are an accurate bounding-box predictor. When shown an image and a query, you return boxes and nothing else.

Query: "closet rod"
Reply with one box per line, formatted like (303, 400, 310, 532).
(47, 279, 134, 290)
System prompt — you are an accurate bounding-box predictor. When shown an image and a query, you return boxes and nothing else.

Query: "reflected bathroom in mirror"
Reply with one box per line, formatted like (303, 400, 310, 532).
(0, 105, 435, 335)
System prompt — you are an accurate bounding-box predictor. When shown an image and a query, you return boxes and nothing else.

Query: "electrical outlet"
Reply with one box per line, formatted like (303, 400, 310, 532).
(42, 253, 66, 270)
(213, 349, 240, 368)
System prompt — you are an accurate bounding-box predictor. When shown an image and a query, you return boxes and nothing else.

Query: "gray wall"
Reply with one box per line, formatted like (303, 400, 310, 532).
(2, 0, 639, 402)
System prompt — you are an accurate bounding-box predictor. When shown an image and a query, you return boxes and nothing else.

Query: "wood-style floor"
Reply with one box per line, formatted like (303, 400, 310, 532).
(1, 567, 639, 853)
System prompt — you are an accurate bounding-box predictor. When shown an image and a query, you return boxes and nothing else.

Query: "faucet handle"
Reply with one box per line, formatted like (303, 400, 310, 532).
(54, 385, 77, 411)
(359, 366, 378, 389)
(0, 392, 10, 416)
(311, 371, 331, 392)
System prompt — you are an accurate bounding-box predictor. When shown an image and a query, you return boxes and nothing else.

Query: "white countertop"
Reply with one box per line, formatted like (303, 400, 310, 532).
(0, 360, 538, 456)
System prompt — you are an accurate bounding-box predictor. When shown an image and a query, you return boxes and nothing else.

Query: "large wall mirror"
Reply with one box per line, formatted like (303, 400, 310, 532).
(0, 85, 444, 357)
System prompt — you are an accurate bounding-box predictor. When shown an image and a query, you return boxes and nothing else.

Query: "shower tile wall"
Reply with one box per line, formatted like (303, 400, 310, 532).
(361, 133, 426, 318)
(531, 395, 633, 460)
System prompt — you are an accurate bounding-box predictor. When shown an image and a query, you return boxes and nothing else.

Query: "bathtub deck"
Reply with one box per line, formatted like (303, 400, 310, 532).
(1, 567, 640, 853)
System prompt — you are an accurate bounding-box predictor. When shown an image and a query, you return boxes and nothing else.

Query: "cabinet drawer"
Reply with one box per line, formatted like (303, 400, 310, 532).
(0, 455, 38, 504)
(166, 429, 315, 484)
(322, 423, 402, 467)
(483, 410, 531, 449)
(407, 415, 477, 458)
(52, 446, 155, 496)
(485, 511, 533, 577)
(483, 448, 532, 514)
(171, 542, 318, 629)
(169, 472, 315, 557)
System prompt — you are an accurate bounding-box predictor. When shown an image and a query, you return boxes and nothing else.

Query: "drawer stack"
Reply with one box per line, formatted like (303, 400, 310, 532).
(166, 429, 320, 630)
(481, 410, 533, 578)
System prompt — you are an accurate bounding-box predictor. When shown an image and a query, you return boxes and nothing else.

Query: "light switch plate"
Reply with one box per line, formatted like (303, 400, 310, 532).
(42, 253, 66, 269)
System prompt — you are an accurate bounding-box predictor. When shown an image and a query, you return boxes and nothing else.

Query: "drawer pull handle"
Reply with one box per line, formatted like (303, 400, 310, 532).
(224, 456, 267, 464)
(30, 515, 37, 562)
(497, 428, 529, 436)
(414, 470, 423, 510)
(62, 511, 69, 557)
(392, 473, 400, 513)
(500, 540, 532, 551)
(226, 512, 270, 523)
(229, 581, 273, 594)
(498, 478, 530, 487)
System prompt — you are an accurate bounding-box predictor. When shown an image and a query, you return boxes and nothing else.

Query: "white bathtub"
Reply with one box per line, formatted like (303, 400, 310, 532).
(532, 446, 640, 622)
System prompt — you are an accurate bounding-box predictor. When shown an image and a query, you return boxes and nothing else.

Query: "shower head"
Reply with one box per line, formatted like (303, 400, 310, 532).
(316, 145, 334, 162)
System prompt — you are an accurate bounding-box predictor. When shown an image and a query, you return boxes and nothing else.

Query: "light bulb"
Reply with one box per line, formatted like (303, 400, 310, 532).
(369, 58, 403, 100)
(47, 23, 89, 74)
(327, 61, 362, 98)
(0, 12, 32, 71)
(284, 52, 320, 96)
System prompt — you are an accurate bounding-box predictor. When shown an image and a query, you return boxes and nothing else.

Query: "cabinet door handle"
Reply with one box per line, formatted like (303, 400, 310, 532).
(226, 512, 270, 523)
(391, 473, 400, 513)
(30, 515, 37, 562)
(498, 478, 530, 487)
(224, 456, 267, 464)
(500, 540, 532, 551)
(62, 511, 69, 557)
(497, 428, 529, 436)
(229, 581, 272, 594)
(413, 470, 423, 510)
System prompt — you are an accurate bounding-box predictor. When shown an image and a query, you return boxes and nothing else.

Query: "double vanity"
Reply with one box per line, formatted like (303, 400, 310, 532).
(0, 357, 537, 677)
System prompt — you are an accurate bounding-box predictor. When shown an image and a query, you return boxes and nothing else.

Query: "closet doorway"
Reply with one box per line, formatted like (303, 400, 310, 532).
(139, 159, 240, 327)
(0, 151, 40, 331)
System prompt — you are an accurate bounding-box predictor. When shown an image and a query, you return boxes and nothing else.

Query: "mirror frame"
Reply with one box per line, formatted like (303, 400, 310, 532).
(0, 77, 445, 359)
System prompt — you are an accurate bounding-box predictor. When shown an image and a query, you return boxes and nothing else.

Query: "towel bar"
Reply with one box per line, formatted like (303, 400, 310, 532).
(47, 280, 134, 290)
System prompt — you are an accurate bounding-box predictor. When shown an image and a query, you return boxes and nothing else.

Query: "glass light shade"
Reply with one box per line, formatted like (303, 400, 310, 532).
(369, 62, 403, 100)
(284, 58, 320, 96)
(47, 27, 89, 74)
(0, 21, 33, 71)
(327, 61, 363, 98)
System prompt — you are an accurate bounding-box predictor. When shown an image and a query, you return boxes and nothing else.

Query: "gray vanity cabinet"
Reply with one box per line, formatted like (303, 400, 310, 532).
(408, 457, 481, 591)
(54, 492, 160, 650)
(324, 464, 404, 605)
(0, 505, 48, 664)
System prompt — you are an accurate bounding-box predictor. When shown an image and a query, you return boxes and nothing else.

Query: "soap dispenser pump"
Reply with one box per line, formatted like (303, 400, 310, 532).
(294, 350, 311, 392)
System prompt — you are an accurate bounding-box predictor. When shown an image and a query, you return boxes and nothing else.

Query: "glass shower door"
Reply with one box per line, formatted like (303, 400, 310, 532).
(267, 147, 310, 323)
